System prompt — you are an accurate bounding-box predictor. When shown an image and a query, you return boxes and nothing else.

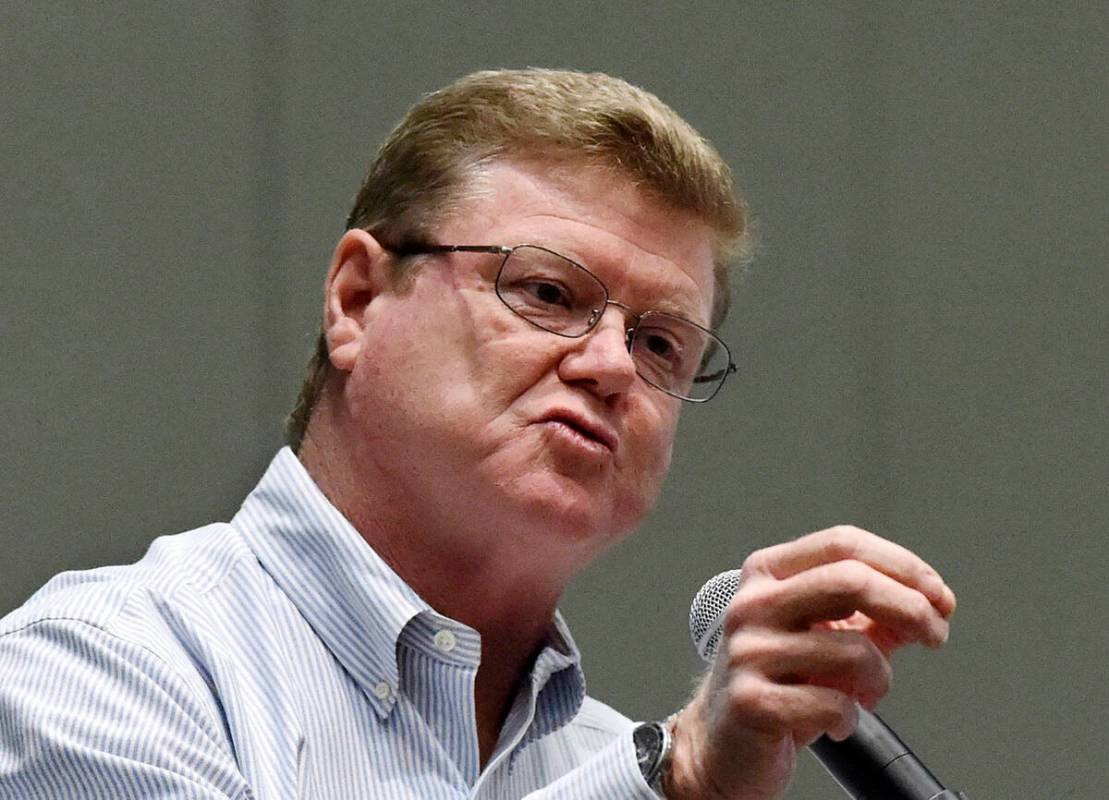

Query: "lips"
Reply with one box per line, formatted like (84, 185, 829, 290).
(539, 409, 618, 452)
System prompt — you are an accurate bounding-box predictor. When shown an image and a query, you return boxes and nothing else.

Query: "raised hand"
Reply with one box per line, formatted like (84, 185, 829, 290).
(664, 526, 957, 800)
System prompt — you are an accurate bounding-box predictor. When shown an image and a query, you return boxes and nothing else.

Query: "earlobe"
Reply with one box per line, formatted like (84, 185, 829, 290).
(323, 229, 390, 372)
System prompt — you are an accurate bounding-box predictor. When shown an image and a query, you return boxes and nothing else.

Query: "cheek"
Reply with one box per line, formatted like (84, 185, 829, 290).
(630, 395, 680, 454)
(456, 287, 556, 388)
(614, 400, 679, 510)
(635, 420, 675, 491)
(349, 312, 477, 436)
(478, 330, 566, 396)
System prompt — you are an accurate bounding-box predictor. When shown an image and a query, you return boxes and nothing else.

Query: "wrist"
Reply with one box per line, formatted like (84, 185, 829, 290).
(660, 708, 700, 800)
(633, 718, 673, 797)
(661, 701, 739, 800)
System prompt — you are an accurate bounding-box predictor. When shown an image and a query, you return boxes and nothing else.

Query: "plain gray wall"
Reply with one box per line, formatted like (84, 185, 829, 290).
(2, 3, 1106, 797)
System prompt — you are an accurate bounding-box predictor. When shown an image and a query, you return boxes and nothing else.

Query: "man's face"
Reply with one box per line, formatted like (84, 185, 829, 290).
(338, 162, 717, 578)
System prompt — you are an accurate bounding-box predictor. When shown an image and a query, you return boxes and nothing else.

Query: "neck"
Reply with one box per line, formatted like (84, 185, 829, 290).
(297, 401, 572, 765)
(298, 417, 567, 631)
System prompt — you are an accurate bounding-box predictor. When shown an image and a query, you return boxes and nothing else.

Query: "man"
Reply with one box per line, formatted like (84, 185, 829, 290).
(0, 69, 955, 799)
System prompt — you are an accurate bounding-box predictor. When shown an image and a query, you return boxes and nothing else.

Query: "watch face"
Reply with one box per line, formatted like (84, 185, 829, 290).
(634, 723, 663, 776)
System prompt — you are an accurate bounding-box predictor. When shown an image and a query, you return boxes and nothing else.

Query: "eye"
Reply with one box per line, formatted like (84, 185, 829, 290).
(632, 318, 706, 383)
(525, 280, 573, 308)
(644, 331, 676, 359)
(638, 328, 686, 367)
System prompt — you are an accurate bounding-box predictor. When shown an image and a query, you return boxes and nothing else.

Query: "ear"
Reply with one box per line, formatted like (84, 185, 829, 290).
(322, 228, 391, 372)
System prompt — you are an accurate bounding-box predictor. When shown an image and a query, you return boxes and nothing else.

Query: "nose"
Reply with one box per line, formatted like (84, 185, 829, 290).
(556, 308, 638, 400)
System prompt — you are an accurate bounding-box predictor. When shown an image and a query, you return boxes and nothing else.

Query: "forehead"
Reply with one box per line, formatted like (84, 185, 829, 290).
(438, 161, 717, 324)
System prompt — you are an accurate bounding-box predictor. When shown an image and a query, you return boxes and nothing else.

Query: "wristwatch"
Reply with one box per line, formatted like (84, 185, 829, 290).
(632, 720, 672, 797)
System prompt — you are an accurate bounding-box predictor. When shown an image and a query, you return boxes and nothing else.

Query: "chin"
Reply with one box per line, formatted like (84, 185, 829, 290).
(504, 471, 643, 555)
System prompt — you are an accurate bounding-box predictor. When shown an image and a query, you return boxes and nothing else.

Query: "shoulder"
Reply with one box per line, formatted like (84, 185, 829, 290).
(0, 524, 262, 784)
(0, 522, 261, 688)
(1, 522, 252, 639)
(0, 600, 251, 796)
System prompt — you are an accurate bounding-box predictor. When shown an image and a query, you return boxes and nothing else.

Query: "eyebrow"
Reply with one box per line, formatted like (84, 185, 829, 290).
(643, 293, 710, 327)
(551, 247, 712, 328)
(608, 275, 711, 329)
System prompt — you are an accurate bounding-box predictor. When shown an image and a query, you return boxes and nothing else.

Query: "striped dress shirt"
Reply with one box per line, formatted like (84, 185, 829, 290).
(0, 448, 660, 799)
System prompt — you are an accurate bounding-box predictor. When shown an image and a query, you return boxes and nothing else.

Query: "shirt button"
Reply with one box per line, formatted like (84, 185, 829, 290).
(373, 681, 392, 700)
(433, 629, 457, 653)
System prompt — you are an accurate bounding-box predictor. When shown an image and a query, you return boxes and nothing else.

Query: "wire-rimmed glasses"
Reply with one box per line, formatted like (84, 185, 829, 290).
(393, 243, 736, 402)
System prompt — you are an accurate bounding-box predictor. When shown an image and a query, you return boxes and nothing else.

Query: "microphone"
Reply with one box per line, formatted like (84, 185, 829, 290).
(689, 570, 968, 800)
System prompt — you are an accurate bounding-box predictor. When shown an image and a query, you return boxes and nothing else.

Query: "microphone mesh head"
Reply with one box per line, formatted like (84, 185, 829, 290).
(689, 569, 742, 662)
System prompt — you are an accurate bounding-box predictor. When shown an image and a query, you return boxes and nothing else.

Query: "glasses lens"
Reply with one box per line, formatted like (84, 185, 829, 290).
(495, 246, 607, 336)
(630, 312, 732, 401)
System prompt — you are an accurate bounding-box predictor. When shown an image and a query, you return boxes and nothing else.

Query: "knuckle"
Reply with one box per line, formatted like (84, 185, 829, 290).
(728, 673, 769, 715)
(741, 548, 769, 575)
(724, 632, 747, 666)
(830, 560, 871, 599)
(823, 525, 864, 559)
(724, 582, 773, 629)
(728, 630, 776, 668)
(721, 597, 748, 634)
(825, 523, 856, 554)
(729, 675, 787, 730)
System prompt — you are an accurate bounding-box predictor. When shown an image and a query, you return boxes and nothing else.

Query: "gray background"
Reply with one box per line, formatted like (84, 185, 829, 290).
(2, 2, 1105, 797)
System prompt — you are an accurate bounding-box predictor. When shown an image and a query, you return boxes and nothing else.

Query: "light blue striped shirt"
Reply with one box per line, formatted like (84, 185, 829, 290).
(0, 448, 659, 798)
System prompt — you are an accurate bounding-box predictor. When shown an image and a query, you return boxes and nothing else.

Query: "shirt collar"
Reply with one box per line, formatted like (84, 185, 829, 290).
(232, 448, 586, 730)
(526, 613, 586, 745)
(232, 447, 427, 717)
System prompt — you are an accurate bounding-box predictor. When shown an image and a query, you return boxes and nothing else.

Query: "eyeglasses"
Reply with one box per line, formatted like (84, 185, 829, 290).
(393, 243, 737, 402)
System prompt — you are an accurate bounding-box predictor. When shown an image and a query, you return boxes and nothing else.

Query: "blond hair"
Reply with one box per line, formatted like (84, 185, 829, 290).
(287, 68, 749, 450)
